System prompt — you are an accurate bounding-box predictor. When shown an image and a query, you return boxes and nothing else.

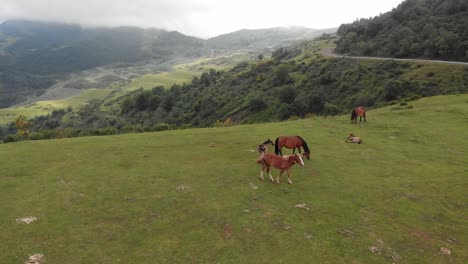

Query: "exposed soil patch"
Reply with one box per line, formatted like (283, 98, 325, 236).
(223, 224, 233, 239)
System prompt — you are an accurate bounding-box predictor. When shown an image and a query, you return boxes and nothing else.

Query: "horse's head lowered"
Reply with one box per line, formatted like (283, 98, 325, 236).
(262, 139, 274, 146)
(290, 153, 305, 166)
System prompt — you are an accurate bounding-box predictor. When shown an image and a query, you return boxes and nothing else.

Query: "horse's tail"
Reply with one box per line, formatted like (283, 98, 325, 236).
(351, 108, 356, 120)
(274, 137, 279, 155)
(297, 136, 310, 154)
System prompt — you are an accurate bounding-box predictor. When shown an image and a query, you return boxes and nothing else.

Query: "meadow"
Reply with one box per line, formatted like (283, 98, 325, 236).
(0, 94, 467, 263)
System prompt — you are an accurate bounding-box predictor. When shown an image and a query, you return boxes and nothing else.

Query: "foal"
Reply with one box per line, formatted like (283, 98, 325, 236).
(346, 133, 362, 144)
(256, 138, 275, 163)
(257, 153, 304, 184)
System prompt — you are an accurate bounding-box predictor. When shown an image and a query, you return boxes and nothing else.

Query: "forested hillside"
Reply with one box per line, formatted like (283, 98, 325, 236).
(335, 0, 468, 61)
(2, 40, 467, 141)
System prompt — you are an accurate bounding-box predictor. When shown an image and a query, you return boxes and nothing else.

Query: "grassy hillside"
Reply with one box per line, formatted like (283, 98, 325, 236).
(1, 94, 467, 263)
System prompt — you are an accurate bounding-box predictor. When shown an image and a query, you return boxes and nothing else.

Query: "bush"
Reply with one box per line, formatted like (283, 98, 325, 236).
(279, 86, 298, 104)
(322, 103, 341, 116)
(154, 123, 170, 131)
(354, 95, 375, 107)
(3, 134, 19, 143)
(400, 101, 408, 106)
(248, 97, 267, 112)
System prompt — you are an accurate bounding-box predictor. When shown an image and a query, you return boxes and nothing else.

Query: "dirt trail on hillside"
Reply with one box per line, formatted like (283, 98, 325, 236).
(322, 47, 468, 66)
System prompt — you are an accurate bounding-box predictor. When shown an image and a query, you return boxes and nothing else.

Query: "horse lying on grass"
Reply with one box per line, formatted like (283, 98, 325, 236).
(257, 153, 304, 184)
(346, 133, 362, 144)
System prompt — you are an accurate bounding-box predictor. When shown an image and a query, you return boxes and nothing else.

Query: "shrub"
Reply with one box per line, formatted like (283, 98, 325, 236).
(154, 123, 170, 131)
(248, 97, 267, 112)
(3, 134, 19, 143)
(322, 103, 341, 116)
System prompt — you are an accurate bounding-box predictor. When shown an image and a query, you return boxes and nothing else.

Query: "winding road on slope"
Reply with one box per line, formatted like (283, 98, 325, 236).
(321, 47, 468, 66)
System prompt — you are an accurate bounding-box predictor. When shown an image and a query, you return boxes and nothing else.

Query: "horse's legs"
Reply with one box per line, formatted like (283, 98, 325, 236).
(267, 166, 274, 182)
(259, 165, 265, 180)
(292, 148, 296, 154)
(287, 169, 293, 184)
(276, 170, 284, 183)
(364, 113, 366, 122)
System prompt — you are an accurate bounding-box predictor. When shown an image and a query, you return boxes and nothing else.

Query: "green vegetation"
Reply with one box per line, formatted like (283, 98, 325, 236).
(336, 0, 468, 62)
(1, 95, 467, 263)
(2, 39, 467, 142)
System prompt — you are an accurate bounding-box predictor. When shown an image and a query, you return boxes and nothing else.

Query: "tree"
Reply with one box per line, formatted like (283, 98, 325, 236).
(384, 79, 403, 100)
(279, 86, 297, 104)
(248, 97, 267, 112)
(15, 115, 32, 138)
(273, 64, 292, 86)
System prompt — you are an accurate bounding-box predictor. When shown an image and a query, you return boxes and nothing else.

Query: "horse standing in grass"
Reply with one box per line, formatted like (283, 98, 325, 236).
(275, 136, 310, 160)
(257, 153, 304, 184)
(351, 106, 366, 124)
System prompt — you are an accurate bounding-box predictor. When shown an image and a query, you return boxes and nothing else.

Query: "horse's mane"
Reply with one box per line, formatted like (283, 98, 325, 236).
(297, 136, 310, 154)
(274, 137, 280, 155)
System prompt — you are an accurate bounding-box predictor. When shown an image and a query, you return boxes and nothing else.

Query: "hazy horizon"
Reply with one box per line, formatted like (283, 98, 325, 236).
(0, 0, 404, 38)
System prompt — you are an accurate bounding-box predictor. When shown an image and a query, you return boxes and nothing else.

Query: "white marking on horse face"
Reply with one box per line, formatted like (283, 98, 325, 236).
(298, 155, 304, 166)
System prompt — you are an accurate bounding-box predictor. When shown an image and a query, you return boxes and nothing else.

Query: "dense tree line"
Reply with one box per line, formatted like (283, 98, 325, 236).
(336, 0, 468, 62)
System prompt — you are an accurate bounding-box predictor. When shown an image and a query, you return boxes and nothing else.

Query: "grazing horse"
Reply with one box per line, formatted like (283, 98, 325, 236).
(256, 138, 275, 164)
(257, 153, 304, 184)
(346, 133, 362, 144)
(351, 106, 366, 124)
(275, 136, 310, 160)
(257, 139, 274, 154)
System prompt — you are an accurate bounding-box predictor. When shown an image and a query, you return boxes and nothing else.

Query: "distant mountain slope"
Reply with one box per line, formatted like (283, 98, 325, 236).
(207, 26, 335, 50)
(0, 20, 207, 108)
(335, 0, 468, 62)
(0, 20, 333, 108)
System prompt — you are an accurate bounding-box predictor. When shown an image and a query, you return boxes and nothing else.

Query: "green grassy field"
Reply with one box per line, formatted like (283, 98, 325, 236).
(1, 95, 467, 263)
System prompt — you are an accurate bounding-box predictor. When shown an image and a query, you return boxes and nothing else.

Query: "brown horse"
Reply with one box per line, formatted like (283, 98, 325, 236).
(351, 106, 366, 124)
(275, 136, 310, 160)
(257, 153, 304, 184)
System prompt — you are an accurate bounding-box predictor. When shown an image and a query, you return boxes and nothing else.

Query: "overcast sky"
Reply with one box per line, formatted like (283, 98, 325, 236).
(0, 0, 404, 38)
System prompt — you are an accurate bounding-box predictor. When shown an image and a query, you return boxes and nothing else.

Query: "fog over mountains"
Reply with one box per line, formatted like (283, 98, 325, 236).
(0, 20, 335, 108)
